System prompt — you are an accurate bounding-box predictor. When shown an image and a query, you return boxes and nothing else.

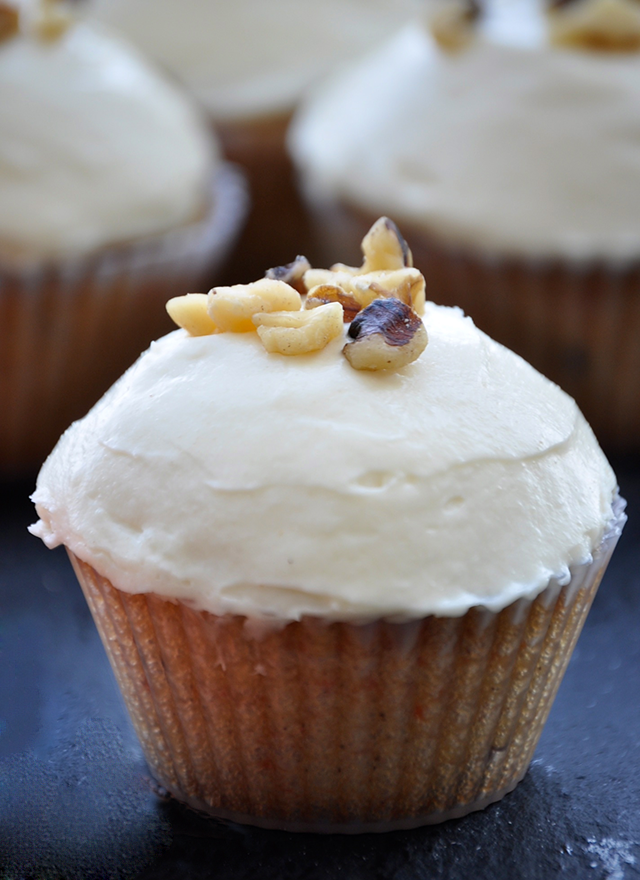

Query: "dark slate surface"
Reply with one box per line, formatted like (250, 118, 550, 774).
(1, 459, 639, 880)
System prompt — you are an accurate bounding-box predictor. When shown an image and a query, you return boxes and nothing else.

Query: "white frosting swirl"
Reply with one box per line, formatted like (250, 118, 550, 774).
(289, 3, 640, 260)
(31, 302, 617, 622)
(88, 0, 422, 120)
(0, 20, 216, 258)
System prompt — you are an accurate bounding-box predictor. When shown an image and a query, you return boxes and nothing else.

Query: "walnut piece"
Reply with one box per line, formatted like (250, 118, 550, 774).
(166, 293, 217, 337)
(549, 0, 640, 50)
(0, 3, 19, 42)
(360, 217, 413, 273)
(253, 302, 344, 355)
(343, 299, 428, 371)
(208, 278, 301, 333)
(304, 284, 361, 322)
(303, 267, 425, 316)
(429, 0, 481, 53)
(265, 255, 311, 294)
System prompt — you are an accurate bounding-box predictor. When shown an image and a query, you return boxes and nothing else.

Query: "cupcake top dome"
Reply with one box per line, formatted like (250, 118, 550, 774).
(87, 0, 422, 121)
(289, 0, 640, 261)
(30, 221, 617, 622)
(0, 0, 216, 261)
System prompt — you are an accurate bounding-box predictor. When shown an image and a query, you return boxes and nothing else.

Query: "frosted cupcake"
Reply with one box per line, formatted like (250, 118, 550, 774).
(0, 0, 247, 475)
(289, 0, 640, 448)
(87, 0, 421, 279)
(30, 219, 624, 831)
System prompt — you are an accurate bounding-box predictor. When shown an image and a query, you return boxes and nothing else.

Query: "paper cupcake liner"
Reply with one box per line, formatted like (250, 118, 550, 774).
(214, 115, 318, 283)
(67, 498, 625, 833)
(304, 202, 640, 449)
(0, 164, 248, 476)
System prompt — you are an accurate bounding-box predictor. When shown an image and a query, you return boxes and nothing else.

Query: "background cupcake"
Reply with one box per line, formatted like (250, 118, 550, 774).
(0, 1, 247, 475)
(289, 0, 640, 448)
(30, 226, 624, 830)
(87, 0, 422, 279)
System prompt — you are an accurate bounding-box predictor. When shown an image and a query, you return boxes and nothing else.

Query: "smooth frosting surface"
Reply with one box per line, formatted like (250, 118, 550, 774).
(290, 1, 640, 260)
(31, 302, 617, 621)
(0, 19, 215, 258)
(88, 0, 421, 120)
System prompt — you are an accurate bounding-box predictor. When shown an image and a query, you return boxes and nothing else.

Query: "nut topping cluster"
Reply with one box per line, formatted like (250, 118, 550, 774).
(167, 218, 428, 372)
(548, 0, 640, 50)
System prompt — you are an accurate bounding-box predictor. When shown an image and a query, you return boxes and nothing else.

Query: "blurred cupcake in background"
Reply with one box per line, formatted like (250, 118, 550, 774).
(289, 0, 640, 449)
(88, 0, 422, 279)
(0, 0, 247, 476)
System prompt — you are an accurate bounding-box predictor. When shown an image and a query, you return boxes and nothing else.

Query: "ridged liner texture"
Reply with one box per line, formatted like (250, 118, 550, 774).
(305, 201, 640, 450)
(68, 499, 624, 833)
(0, 164, 247, 476)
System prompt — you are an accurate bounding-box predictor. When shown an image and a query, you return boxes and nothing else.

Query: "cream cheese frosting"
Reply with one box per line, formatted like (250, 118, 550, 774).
(0, 17, 216, 258)
(289, 1, 640, 261)
(88, 0, 422, 121)
(30, 302, 617, 622)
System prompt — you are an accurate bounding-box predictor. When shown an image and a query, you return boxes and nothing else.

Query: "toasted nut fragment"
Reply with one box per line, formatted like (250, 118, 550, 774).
(360, 217, 413, 273)
(302, 267, 346, 292)
(34, 0, 73, 41)
(351, 269, 426, 315)
(208, 278, 301, 333)
(0, 3, 19, 42)
(343, 299, 428, 371)
(166, 293, 217, 337)
(430, 0, 481, 53)
(549, 0, 640, 50)
(253, 302, 343, 355)
(305, 284, 361, 322)
(265, 255, 311, 294)
(303, 267, 425, 315)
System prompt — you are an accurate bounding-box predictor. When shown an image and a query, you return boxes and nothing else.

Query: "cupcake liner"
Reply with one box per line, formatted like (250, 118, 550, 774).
(304, 201, 640, 449)
(0, 163, 248, 476)
(67, 498, 625, 833)
(214, 115, 318, 283)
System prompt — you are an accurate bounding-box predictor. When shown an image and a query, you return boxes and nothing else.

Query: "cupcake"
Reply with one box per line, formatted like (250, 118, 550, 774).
(0, 0, 247, 475)
(87, 0, 421, 279)
(289, 0, 640, 448)
(30, 219, 625, 831)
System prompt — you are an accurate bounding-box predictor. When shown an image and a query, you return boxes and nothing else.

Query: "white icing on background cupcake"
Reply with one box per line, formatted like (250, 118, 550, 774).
(0, 13, 216, 259)
(31, 302, 617, 622)
(289, 0, 640, 261)
(88, 0, 422, 121)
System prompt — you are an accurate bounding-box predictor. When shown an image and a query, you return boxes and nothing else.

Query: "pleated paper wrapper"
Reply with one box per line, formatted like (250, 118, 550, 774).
(67, 498, 625, 833)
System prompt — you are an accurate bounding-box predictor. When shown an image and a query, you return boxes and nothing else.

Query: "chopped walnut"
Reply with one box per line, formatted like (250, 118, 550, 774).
(429, 0, 481, 53)
(300, 218, 426, 316)
(0, 2, 19, 42)
(343, 299, 428, 371)
(303, 267, 425, 316)
(208, 278, 301, 333)
(253, 302, 344, 355)
(304, 284, 361, 322)
(265, 255, 311, 295)
(166, 293, 217, 337)
(360, 217, 413, 273)
(549, 0, 640, 50)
